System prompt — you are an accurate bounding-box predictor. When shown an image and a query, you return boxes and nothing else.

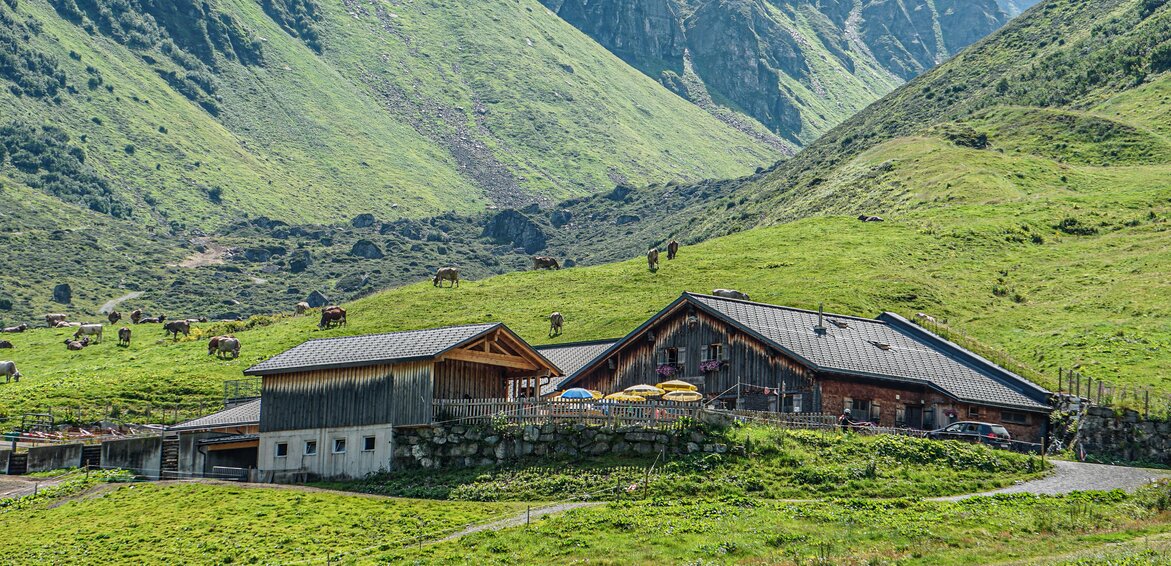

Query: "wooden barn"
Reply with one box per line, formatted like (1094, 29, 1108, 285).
(557, 293, 1052, 441)
(243, 323, 560, 481)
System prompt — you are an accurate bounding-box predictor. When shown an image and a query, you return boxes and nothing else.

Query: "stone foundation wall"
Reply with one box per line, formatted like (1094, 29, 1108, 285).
(392, 423, 727, 470)
(1079, 406, 1171, 464)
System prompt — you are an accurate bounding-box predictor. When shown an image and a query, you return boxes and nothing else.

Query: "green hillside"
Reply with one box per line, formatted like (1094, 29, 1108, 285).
(3, 0, 1171, 422)
(0, 0, 771, 227)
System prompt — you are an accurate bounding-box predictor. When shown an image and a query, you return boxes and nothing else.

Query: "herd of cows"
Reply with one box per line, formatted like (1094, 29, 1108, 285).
(0, 239, 765, 387)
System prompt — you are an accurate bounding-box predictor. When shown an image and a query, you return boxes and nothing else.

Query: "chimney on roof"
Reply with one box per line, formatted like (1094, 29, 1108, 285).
(814, 303, 827, 335)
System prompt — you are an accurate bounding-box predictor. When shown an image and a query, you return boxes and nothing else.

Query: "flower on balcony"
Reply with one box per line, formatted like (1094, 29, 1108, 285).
(699, 359, 722, 373)
(656, 364, 677, 378)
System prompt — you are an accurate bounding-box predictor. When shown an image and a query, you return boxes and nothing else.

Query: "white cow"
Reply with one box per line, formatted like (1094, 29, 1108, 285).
(73, 324, 104, 344)
(0, 360, 21, 383)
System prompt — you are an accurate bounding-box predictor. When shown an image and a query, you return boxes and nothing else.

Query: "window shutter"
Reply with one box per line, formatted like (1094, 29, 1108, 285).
(871, 403, 881, 421)
(720, 343, 729, 361)
(656, 349, 665, 365)
(677, 347, 687, 367)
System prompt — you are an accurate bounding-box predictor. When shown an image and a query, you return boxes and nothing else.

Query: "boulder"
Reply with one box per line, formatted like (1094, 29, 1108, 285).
(52, 283, 72, 304)
(351, 213, 376, 228)
(305, 290, 329, 308)
(288, 250, 311, 273)
(550, 209, 573, 228)
(615, 214, 641, 226)
(350, 239, 384, 259)
(481, 209, 547, 254)
(336, 272, 370, 292)
(243, 248, 272, 262)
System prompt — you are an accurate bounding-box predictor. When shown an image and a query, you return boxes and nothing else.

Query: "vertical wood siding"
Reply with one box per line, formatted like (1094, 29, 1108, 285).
(433, 360, 508, 400)
(391, 361, 434, 426)
(260, 364, 396, 432)
(574, 310, 815, 407)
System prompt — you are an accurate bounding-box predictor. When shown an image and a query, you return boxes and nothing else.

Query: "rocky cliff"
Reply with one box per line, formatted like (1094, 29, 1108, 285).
(543, 0, 1023, 144)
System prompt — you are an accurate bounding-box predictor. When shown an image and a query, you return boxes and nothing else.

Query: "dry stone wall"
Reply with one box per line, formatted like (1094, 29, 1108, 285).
(1079, 406, 1171, 465)
(392, 423, 729, 470)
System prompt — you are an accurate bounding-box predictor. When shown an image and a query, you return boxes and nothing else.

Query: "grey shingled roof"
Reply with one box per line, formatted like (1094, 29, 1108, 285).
(688, 294, 1050, 410)
(171, 399, 260, 431)
(244, 323, 501, 376)
(535, 339, 617, 395)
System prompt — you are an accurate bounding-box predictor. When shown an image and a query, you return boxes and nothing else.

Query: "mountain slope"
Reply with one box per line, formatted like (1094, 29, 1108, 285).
(0, 0, 774, 229)
(540, 0, 1033, 146)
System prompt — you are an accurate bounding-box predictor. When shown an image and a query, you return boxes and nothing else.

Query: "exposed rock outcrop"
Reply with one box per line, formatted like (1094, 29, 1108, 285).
(481, 209, 548, 254)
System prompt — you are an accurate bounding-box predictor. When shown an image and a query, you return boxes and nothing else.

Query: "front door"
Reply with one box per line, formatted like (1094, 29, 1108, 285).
(905, 405, 923, 429)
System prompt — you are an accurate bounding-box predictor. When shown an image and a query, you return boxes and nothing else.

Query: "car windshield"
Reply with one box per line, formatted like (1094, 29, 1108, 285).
(990, 425, 1010, 437)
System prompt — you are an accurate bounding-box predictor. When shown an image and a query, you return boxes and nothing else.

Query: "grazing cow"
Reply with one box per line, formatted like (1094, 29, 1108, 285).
(1, 324, 28, 333)
(118, 327, 132, 347)
(0, 360, 20, 383)
(667, 240, 680, 260)
(295, 301, 310, 315)
(129, 309, 143, 324)
(163, 320, 190, 340)
(549, 312, 564, 337)
(108, 310, 121, 325)
(45, 313, 67, 327)
(433, 267, 460, 288)
(712, 289, 750, 301)
(73, 324, 103, 344)
(208, 335, 223, 356)
(647, 248, 660, 271)
(64, 337, 90, 350)
(139, 314, 166, 324)
(0, 340, 12, 349)
(213, 337, 241, 359)
(531, 256, 561, 270)
(857, 215, 885, 222)
(319, 306, 347, 329)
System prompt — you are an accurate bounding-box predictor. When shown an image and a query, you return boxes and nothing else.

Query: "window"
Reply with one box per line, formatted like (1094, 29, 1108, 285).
(783, 393, 803, 413)
(363, 436, 376, 452)
(304, 441, 318, 456)
(275, 442, 288, 457)
(333, 438, 347, 454)
(969, 406, 981, 419)
(703, 344, 725, 362)
(657, 347, 683, 366)
(1002, 410, 1029, 425)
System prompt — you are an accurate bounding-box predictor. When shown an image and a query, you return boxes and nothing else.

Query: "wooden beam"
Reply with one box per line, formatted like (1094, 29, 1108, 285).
(205, 439, 259, 451)
(441, 348, 539, 370)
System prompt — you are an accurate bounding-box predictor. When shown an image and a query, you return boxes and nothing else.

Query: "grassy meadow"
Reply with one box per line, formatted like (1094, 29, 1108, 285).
(322, 426, 1048, 502)
(0, 481, 524, 565)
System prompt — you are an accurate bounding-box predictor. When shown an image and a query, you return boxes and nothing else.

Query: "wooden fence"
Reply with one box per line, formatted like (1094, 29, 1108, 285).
(432, 398, 702, 428)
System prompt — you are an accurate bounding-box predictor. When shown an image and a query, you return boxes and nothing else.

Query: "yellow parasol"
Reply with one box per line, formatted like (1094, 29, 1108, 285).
(662, 390, 703, 402)
(656, 379, 697, 392)
(624, 384, 666, 397)
(603, 393, 646, 402)
(587, 390, 604, 399)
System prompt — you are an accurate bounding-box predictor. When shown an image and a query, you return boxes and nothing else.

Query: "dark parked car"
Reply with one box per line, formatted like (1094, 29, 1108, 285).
(927, 421, 1012, 449)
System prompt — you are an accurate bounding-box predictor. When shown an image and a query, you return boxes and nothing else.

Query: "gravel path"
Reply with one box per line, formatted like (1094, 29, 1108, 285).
(934, 460, 1169, 501)
(435, 502, 603, 543)
(99, 291, 143, 314)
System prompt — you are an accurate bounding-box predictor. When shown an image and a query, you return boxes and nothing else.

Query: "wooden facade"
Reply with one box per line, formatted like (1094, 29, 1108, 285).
(258, 326, 559, 432)
(570, 306, 817, 411)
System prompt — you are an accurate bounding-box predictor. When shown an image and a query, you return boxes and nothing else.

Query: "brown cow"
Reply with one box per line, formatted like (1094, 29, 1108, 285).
(45, 313, 67, 327)
(433, 267, 460, 288)
(549, 312, 564, 337)
(118, 327, 132, 347)
(208, 335, 223, 356)
(108, 310, 121, 325)
(129, 309, 143, 324)
(667, 240, 680, 260)
(1, 324, 28, 333)
(319, 306, 347, 329)
(647, 248, 659, 271)
(64, 337, 90, 350)
(163, 320, 190, 340)
(531, 256, 561, 270)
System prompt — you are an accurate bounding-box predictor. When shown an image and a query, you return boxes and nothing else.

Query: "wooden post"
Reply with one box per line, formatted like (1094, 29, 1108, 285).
(1058, 367, 1063, 395)
(1076, 373, 1081, 400)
